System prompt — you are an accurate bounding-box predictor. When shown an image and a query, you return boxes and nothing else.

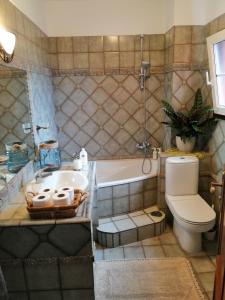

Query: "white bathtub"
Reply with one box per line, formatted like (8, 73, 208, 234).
(96, 158, 158, 188)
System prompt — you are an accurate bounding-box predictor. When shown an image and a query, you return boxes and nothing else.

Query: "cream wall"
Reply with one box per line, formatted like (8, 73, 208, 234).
(9, 0, 47, 33)
(8, 0, 225, 37)
(45, 0, 168, 36)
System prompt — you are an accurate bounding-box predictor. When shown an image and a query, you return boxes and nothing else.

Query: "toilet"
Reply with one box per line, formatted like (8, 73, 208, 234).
(165, 156, 216, 253)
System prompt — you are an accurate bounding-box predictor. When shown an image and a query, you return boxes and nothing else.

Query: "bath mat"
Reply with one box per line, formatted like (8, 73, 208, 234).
(94, 257, 205, 300)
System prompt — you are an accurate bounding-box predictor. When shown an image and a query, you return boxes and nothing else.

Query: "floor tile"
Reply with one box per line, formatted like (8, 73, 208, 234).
(98, 222, 118, 233)
(190, 257, 215, 273)
(95, 249, 104, 261)
(142, 237, 160, 246)
(143, 245, 165, 258)
(123, 241, 142, 247)
(99, 217, 112, 225)
(131, 214, 153, 226)
(163, 244, 185, 257)
(210, 256, 216, 266)
(114, 218, 136, 231)
(104, 247, 124, 260)
(159, 232, 178, 245)
(128, 210, 144, 217)
(111, 214, 128, 221)
(124, 246, 145, 259)
(198, 272, 215, 292)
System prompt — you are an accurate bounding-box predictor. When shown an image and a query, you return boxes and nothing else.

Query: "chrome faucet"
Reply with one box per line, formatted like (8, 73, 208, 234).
(136, 141, 151, 152)
(35, 168, 52, 182)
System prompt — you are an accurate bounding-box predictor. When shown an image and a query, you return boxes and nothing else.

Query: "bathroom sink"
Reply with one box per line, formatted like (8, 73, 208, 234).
(26, 170, 89, 194)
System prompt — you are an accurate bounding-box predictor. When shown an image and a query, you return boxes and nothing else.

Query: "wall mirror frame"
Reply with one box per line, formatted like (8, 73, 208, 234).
(207, 28, 225, 118)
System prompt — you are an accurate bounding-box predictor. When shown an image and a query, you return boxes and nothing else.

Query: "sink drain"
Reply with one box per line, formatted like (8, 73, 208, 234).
(150, 211, 163, 217)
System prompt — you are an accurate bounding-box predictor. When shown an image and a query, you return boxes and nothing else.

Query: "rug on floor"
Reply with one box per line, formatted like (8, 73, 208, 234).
(94, 257, 205, 300)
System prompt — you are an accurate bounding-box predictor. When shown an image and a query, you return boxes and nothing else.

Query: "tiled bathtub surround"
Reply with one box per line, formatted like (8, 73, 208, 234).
(95, 177, 157, 219)
(54, 74, 165, 159)
(97, 206, 165, 248)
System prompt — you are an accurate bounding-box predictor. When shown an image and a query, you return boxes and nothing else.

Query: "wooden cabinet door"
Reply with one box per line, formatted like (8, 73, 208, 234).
(214, 172, 225, 300)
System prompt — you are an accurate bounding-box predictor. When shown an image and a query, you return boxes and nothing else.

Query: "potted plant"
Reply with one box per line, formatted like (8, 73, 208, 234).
(162, 88, 217, 151)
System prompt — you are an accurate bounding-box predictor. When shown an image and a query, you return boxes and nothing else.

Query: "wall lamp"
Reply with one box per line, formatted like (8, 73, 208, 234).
(0, 27, 16, 63)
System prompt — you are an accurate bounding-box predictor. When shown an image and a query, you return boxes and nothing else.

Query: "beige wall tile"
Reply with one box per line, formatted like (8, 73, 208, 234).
(57, 37, 73, 53)
(74, 53, 89, 69)
(135, 35, 149, 51)
(89, 53, 104, 70)
(174, 45, 191, 63)
(192, 26, 205, 44)
(48, 37, 57, 53)
(150, 35, 165, 50)
(73, 37, 89, 52)
(89, 36, 103, 52)
(58, 53, 74, 69)
(174, 26, 192, 44)
(208, 19, 219, 36)
(49, 54, 58, 69)
(120, 52, 134, 69)
(218, 13, 225, 31)
(150, 51, 164, 67)
(104, 36, 119, 51)
(105, 52, 119, 69)
(119, 36, 135, 51)
(135, 52, 149, 69)
(192, 44, 207, 66)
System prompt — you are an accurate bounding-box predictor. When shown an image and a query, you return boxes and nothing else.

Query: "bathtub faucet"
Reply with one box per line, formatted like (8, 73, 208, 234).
(136, 141, 151, 152)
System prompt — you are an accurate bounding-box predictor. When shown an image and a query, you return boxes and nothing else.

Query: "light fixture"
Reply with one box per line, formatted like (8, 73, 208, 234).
(0, 27, 16, 63)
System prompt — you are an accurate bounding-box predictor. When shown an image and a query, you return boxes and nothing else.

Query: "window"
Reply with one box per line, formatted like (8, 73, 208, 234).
(207, 29, 225, 116)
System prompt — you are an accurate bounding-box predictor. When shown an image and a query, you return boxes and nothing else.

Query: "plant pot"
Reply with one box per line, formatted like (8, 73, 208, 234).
(176, 136, 196, 152)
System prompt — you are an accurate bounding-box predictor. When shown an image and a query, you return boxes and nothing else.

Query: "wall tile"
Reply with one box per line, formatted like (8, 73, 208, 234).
(58, 53, 74, 70)
(119, 36, 135, 51)
(89, 53, 104, 70)
(174, 45, 191, 63)
(57, 37, 73, 53)
(89, 36, 103, 52)
(104, 36, 119, 51)
(120, 52, 134, 69)
(150, 35, 165, 50)
(104, 52, 119, 70)
(74, 53, 89, 69)
(174, 26, 192, 44)
(73, 36, 89, 52)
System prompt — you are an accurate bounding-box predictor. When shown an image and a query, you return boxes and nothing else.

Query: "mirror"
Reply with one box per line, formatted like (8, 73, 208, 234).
(207, 29, 225, 117)
(0, 64, 34, 168)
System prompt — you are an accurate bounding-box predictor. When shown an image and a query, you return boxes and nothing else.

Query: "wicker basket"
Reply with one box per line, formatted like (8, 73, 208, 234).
(26, 189, 87, 219)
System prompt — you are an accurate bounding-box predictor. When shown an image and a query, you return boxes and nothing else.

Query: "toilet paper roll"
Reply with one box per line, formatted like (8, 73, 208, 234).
(32, 193, 53, 208)
(58, 186, 74, 203)
(52, 192, 70, 206)
(39, 187, 55, 197)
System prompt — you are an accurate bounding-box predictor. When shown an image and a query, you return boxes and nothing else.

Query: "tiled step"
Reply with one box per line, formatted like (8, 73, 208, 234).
(97, 205, 165, 248)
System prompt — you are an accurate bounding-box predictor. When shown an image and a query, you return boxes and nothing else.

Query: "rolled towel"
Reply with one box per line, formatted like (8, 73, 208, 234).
(38, 187, 55, 197)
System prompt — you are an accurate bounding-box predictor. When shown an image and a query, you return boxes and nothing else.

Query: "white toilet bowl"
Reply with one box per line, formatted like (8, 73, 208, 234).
(166, 194, 216, 253)
(165, 156, 216, 253)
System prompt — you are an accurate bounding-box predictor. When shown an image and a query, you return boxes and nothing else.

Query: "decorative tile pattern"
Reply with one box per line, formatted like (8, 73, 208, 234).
(54, 74, 165, 159)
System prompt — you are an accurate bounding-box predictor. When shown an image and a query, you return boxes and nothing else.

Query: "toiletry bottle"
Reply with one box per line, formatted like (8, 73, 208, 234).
(157, 147, 162, 157)
(80, 148, 88, 170)
(152, 147, 158, 160)
(73, 152, 82, 170)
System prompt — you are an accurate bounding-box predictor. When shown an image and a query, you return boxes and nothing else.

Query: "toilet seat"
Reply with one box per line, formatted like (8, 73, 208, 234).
(166, 194, 216, 225)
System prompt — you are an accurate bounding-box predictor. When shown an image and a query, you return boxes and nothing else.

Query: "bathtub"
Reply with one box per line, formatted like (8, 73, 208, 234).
(96, 158, 158, 188)
(94, 158, 158, 219)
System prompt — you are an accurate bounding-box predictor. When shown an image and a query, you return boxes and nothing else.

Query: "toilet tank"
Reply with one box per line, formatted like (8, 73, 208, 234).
(165, 156, 199, 196)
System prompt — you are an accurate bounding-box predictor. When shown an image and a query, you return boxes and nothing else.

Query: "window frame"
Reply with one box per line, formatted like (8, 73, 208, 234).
(207, 28, 225, 117)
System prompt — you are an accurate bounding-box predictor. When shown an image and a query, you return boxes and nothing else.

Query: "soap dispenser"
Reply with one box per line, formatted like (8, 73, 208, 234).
(80, 148, 88, 170)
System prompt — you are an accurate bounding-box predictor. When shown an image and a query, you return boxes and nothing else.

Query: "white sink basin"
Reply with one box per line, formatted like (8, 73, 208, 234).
(26, 170, 89, 194)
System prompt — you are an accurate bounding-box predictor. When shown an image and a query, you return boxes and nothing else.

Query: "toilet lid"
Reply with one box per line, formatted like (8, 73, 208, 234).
(166, 194, 216, 224)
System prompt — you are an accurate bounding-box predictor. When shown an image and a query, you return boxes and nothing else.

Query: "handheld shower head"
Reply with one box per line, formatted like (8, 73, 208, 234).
(140, 61, 150, 90)
(141, 61, 150, 71)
